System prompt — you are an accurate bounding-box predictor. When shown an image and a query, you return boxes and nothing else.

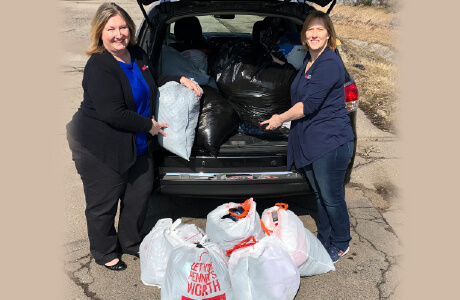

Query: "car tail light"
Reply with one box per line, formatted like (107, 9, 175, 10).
(345, 81, 359, 112)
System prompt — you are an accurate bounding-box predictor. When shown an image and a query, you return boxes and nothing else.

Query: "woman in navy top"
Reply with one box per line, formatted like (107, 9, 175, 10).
(66, 3, 201, 271)
(261, 11, 354, 263)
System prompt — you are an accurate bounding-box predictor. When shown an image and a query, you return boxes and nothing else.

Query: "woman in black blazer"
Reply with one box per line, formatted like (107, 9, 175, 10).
(66, 2, 201, 271)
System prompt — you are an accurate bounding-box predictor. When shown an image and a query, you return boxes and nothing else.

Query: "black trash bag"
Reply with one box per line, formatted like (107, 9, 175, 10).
(212, 39, 265, 77)
(214, 40, 296, 128)
(195, 86, 240, 157)
(258, 17, 289, 55)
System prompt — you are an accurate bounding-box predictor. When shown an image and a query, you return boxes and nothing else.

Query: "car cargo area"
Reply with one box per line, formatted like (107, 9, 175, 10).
(136, 1, 356, 197)
(156, 15, 300, 160)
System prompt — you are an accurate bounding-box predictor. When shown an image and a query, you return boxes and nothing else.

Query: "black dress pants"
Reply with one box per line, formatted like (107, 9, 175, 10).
(70, 141, 154, 265)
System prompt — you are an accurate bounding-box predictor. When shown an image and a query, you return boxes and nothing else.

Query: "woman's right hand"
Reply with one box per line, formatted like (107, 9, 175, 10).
(149, 119, 168, 137)
(260, 114, 283, 131)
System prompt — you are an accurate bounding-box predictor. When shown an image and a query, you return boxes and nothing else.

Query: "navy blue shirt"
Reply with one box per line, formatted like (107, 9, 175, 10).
(287, 47, 354, 169)
(118, 57, 151, 156)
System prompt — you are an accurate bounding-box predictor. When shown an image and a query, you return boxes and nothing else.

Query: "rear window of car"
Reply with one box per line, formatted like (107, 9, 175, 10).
(170, 15, 265, 34)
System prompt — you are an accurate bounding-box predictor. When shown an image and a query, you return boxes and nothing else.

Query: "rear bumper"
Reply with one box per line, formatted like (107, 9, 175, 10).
(158, 173, 309, 197)
(156, 169, 353, 198)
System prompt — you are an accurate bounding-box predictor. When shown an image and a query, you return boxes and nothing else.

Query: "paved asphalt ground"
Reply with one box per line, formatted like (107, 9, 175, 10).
(59, 1, 403, 299)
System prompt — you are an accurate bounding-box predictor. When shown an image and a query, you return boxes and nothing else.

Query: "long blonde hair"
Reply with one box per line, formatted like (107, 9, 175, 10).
(301, 11, 337, 51)
(86, 2, 137, 55)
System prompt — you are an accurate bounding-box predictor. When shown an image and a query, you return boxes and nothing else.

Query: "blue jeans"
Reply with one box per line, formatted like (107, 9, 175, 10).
(303, 141, 354, 251)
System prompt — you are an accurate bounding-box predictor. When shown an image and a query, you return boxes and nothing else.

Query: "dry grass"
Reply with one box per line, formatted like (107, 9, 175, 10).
(314, 3, 399, 133)
(341, 40, 398, 132)
(330, 4, 398, 48)
(334, 23, 395, 48)
(330, 3, 397, 25)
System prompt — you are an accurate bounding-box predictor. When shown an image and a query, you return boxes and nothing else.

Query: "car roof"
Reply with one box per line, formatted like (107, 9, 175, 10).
(135, 0, 329, 40)
(138, 0, 334, 8)
(138, 0, 325, 23)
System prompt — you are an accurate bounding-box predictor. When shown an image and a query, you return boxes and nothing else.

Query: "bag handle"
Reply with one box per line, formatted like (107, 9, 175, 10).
(228, 198, 252, 219)
(170, 218, 182, 231)
(275, 203, 288, 210)
(226, 236, 258, 256)
(199, 235, 207, 245)
(260, 220, 273, 236)
(195, 235, 208, 249)
(165, 219, 185, 245)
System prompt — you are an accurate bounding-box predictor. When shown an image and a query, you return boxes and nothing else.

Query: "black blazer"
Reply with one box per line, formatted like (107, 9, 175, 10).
(67, 45, 180, 173)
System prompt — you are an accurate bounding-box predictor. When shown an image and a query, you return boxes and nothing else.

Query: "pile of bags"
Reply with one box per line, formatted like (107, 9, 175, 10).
(156, 71, 237, 159)
(156, 25, 297, 159)
(140, 198, 335, 299)
(157, 46, 237, 158)
(214, 40, 296, 129)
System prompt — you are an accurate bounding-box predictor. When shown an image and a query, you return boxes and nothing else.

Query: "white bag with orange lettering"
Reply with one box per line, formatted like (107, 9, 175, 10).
(206, 198, 264, 253)
(227, 235, 300, 300)
(161, 236, 233, 300)
(260, 203, 335, 277)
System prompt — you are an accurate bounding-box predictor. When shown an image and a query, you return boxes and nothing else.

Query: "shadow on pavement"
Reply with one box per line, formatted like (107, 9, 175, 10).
(141, 193, 319, 237)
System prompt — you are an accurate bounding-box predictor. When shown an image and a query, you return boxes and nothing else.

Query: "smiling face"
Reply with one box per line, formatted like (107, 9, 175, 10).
(305, 18, 330, 54)
(101, 14, 130, 56)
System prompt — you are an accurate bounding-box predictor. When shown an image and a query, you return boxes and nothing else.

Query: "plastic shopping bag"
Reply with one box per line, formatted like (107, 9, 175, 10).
(227, 235, 300, 300)
(261, 203, 335, 277)
(140, 218, 205, 287)
(155, 80, 203, 160)
(261, 203, 308, 267)
(206, 198, 264, 253)
(161, 237, 233, 300)
(297, 228, 336, 277)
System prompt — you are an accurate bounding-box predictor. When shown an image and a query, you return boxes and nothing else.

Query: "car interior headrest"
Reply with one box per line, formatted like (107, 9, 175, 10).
(174, 16, 203, 45)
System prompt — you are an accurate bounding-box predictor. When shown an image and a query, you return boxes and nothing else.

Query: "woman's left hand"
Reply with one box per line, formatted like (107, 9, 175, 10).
(180, 77, 202, 97)
(260, 114, 283, 131)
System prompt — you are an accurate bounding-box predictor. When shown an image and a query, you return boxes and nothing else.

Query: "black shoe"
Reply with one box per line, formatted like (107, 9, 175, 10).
(104, 260, 127, 271)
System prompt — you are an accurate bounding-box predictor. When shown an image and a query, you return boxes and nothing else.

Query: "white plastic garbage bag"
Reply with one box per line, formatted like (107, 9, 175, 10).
(140, 218, 205, 287)
(155, 80, 203, 160)
(206, 198, 264, 253)
(297, 228, 336, 277)
(227, 235, 300, 300)
(260, 203, 335, 277)
(261, 203, 308, 267)
(161, 236, 233, 300)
